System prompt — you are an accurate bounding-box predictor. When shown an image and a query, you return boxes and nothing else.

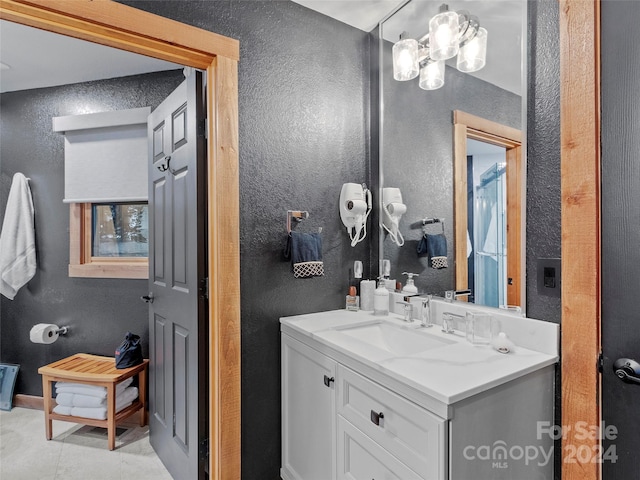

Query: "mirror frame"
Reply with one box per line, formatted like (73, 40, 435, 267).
(0, 1, 241, 478)
(453, 110, 523, 307)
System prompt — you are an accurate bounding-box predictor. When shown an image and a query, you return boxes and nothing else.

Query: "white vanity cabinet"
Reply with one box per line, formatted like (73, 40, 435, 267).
(281, 309, 557, 480)
(281, 334, 337, 480)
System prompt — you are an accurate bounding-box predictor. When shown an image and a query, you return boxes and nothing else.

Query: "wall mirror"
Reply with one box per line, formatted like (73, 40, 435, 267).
(378, 0, 526, 310)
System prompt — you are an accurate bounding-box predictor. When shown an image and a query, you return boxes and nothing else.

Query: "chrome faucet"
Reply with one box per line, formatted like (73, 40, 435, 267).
(420, 295, 433, 328)
(442, 312, 465, 334)
(444, 289, 472, 303)
(396, 301, 414, 322)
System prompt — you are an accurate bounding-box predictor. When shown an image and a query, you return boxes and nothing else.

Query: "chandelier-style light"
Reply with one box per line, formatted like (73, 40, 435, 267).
(392, 4, 487, 91)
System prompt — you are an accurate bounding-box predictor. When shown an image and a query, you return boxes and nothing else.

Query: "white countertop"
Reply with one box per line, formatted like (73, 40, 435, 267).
(280, 308, 558, 408)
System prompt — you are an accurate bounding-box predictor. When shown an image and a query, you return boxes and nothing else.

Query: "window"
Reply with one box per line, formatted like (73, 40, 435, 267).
(69, 203, 148, 279)
(54, 107, 151, 279)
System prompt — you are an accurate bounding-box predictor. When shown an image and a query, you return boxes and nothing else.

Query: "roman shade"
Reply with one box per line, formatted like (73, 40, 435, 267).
(53, 107, 151, 203)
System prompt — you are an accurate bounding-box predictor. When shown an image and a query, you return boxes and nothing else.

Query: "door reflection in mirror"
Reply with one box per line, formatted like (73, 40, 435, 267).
(467, 139, 507, 307)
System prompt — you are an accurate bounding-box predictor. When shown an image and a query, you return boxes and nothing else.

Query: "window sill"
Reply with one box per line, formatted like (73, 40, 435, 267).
(69, 262, 148, 279)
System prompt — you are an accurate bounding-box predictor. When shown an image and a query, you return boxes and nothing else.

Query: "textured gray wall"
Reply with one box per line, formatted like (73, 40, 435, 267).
(380, 40, 522, 296)
(0, 1, 563, 479)
(0, 71, 184, 393)
(526, 0, 561, 323)
(117, 2, 372, 478)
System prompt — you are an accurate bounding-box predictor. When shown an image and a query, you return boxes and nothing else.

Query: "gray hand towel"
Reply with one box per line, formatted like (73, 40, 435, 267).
(285, 231, 324, 278)
(417, 233, 448, 269)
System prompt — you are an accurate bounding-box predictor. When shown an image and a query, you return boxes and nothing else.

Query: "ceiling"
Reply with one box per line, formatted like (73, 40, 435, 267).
(0, 20, 181, 94)
(1, 1, 522, 95)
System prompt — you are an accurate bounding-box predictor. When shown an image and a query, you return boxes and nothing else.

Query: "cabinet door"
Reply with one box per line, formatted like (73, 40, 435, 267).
(337, 416, 422, 480)
(281, 334, 337, 480)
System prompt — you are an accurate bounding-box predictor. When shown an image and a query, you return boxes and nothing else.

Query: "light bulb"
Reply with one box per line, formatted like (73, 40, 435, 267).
(419, 60, 445, 90)
(429, 10, 459, 61)
(457, 27, 487, 73)
(392, 38, 419, 81)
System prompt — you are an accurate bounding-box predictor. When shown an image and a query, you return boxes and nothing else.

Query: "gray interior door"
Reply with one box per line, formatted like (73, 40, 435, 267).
(601, 1, 640, 478)
(147, 71, 208, 480)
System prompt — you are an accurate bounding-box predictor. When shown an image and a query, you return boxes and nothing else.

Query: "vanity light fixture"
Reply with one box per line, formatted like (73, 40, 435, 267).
(391, 3, 487, 91)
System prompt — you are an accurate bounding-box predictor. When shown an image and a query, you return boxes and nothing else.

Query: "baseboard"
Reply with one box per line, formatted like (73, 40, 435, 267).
(13, 394, 44, 410)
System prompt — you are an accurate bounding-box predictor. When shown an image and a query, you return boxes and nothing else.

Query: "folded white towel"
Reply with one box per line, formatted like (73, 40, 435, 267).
(55, 386, 138, 408)
(53, 402, 133, 421)
(53, 386, 139, 420)
(55, 377, 133, 398)
(0, 173, 36, 300)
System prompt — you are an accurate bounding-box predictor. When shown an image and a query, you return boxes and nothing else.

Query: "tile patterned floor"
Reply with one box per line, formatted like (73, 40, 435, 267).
(0, 407, 172, 479)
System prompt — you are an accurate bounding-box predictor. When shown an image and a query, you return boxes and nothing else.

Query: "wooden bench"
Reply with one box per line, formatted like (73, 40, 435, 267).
(38, 353, 149, 450)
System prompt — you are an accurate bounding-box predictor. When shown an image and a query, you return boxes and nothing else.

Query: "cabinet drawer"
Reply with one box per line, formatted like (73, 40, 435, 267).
(337, 416, 421, 480)
(337, 365, 446, 480)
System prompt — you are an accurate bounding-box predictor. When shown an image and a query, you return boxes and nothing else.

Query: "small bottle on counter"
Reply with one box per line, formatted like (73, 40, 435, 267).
(373, 278, 390, 316)
(346, 286, 360, 311)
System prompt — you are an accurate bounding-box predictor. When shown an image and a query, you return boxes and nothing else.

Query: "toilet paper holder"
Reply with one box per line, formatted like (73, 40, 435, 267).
(56, 326, 69, 335)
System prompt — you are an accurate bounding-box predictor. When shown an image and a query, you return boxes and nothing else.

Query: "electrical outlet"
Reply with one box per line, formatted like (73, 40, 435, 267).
(537, 258, 561, 297)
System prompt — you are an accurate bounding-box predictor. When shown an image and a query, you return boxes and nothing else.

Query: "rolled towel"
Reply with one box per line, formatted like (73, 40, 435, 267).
(284, 231, 324, 278)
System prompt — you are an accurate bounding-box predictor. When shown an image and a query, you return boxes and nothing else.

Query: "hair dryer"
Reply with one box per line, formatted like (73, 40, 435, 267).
(382, 187, 406, 246)
(340, 183, 372, 246)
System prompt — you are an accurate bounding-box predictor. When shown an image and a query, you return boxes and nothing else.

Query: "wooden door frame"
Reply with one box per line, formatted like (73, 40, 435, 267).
(453, 110, 523, 307)
(0, 1, 241, 478)
(559, 1, 601, 479)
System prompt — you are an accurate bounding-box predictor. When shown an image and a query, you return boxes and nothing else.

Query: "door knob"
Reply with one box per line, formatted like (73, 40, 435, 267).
(141, 293, 154, 304)
(323, 375, 334, 387)
(613, 358, 640, 384)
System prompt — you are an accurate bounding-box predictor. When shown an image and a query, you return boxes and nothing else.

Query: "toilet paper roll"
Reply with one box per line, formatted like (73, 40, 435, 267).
(29, 323, 60, 344)
(346, 199, 367, 215)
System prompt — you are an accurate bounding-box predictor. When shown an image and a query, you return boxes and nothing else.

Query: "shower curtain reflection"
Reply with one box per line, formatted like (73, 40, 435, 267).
(467, 140, 507, 307)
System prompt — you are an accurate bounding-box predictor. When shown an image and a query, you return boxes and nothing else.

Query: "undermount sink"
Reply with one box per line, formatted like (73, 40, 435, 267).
(334, 321, 455, 355)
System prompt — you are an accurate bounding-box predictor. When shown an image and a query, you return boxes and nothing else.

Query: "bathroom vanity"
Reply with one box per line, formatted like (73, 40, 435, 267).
(280, 302, 558, 480)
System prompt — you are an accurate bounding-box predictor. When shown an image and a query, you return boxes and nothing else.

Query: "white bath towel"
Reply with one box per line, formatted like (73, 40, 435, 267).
(55, 377, 133, 398)
(55, 386, 138, 408)
(0, 173, 36, 300)
(53, 386, 139, 420)
(53, 402, 133, 420)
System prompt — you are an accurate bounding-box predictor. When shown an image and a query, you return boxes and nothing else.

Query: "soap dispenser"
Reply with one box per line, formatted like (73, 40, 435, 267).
(401, 272, 419, 294)
(373, 278, 390, 316)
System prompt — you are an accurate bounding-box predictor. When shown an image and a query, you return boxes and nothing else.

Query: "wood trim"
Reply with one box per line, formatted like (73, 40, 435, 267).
(453, 123, 468, 294)
(68, 203, 149, 279)
(208, 55, 241, 480)
(14, 393, 44, 410)
(454, 110, 522, 144)
(0, 0, 239, 64)
(559, 1, 601, 479)
(505, 146, 523, 307)
(1, 2, 241, 477)
(453, 110, 523, 307)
